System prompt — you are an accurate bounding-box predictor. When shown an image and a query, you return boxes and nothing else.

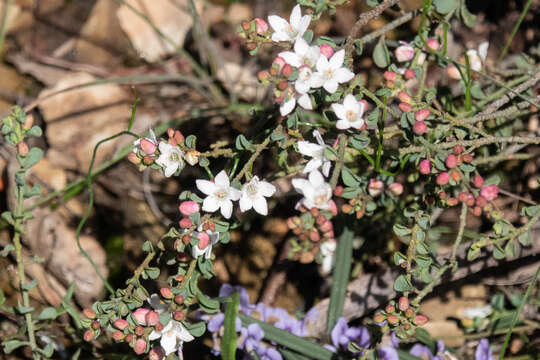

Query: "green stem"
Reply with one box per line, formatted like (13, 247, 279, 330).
(497, 0, 533, 63)
(0, 0, 13, 57)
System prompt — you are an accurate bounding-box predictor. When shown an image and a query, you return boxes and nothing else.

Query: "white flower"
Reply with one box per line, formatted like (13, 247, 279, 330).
(196, 170, 241, 219)
(239, 176, 276, 216)
(462, 305, 493, 319)
(280, 89, 312, 116)
(320, 239, 337, 274)
(156, 142, 184, 177)
(279, 38, 320, 68)
(268, 4, 310, 43)
(297, 130, 331, 176)
(149, 320, 194, 356)
(291, 170, 332, 210)
(295, 66, 317, 94)
(311, 49, 355, 94)
(133, 129, 157, 153)
(466, 41, 488, 72)
(191, 226, 220, 259)
(331, 94, 365, 130)
(395, 41, 415, 62)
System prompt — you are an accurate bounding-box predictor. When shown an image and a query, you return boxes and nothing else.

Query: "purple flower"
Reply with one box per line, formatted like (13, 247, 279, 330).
(255, 344, 283, 360)
(391, 332, 400, 348)
(243, 323, 265, 352)
(475, 339, 494, 360)
(208, 313, 225, 332)
(378, 346, 399, 360)
(409, 342, 445, 360)
(330, 317, 370, 350)
(275, 316, 305, 337)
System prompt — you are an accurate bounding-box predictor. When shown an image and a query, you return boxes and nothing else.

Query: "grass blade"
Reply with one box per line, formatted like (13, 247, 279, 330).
(222, 292, 240, 360)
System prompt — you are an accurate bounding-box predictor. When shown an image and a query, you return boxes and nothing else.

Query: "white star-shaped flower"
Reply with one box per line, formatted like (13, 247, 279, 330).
(297, 130, 331, 176)
(291, 170, 332, 210)
(156, 142, 184, 177)
(268, 4, 310, 43)
(149, 320, 194, 356)
(278, 38, 320, 68)
(331, 94, 365, 130)
(311, 49, 355, 94)
(466, 41, 488, 72)
(196, 170, 241, 219)
(191, 226, 219, 259)
(280, 88, 312, 116)
(239, 176, 276, 216)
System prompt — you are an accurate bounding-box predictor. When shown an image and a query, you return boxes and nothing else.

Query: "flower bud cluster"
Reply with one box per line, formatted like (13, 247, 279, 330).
(374, 296, 428, 339)
(237, 18, 271, 54)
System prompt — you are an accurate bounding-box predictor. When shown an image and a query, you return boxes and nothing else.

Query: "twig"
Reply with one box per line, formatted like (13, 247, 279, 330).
(498, 188, 537, 206)
(479, 72, 540, 116)
(356, 9, 418, 47)
(233, 130, 276, 183)
(473, 153, 535, 165)
(329, 134, 347, 189)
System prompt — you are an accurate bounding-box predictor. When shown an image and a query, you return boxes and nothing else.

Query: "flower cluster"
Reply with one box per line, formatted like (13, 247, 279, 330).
(374, 296, 428, 340)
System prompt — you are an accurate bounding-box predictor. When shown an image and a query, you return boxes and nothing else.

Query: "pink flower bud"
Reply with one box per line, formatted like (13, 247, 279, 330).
(185, 149, 200, 166)
(140, 138, 157, 155)
(414, 314, 429, 325)
(436, 172, 450, 185)
(404, 68, 415, 79)
(179, 201, 200, 216)
(254, 18, 268, 34)
(179, 218, 193, 228)
(114, 319, 129, 330)
(17, 142, 29, 156)
(475, 195, 487, 207)
(127, 152, 141, 165)
(473, 175, 484, 188)
(197, 232, 210, 250)
(419, 159, 431, 175)
(257, 70, 270, 82)
(445, 154, 457, 169)
(281, 64, 293, 77)
(398, 91, 411, 103)
(388, 182, 403, 196)
(399, 102, 412, 113)
(319, 220, 333, 233)
(309, 230, 320, 242)
(145, 311, 160, 326)
(480, 185, 499, 201)
(426, 38, 440, 51)
(160, 287, 173, 299)
(398, 296, 409, 311)
(329, 200, 338, 216)
(134, 338, 147, 355)
(83, 308, 96, 319)
(415, 108, 430, 122)
(368, 178, 384, 197)
(447, 65, 461, 80)
(395, 42, 415, 62)
(83, 329, 94, 342)
(319, 43, 334, 59)
(413, 121, 427, 135)
(112, 331, 125, 341)
(149, 347, 166, 360)
(383, 71, 396, 81)
(333, 186, 344, 197)
(272, 56, 286, 71)
(133, 308, 150, 325)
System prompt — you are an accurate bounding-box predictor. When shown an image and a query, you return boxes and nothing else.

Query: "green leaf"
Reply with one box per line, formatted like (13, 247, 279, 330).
(222, 291, 240, 360)
(393, 224, 411, 237)
(433, 0, 458, 14)
(145, 267, 160, 279)
(27, 125, 43, 137)
(197, 292, 220, 314)
(396, 349, 422, 360)
(341, 168, 359, 187)
(21, 147, 43, 169)
(414, 327, 435, 351)
(127, 97, 139, 131)
(460, 1, 477, 27)
(2, 340, 30, 354)
(467, 247, 481, 261)
(504, 240, 516, 258)
(394, 274, 413, 292)
(326, 227, 353, 332)
(373, 36, 390, 68)
(517, 230, 531, 246)
(239, 314, 334, 360)
(493, 244, 506, 259)
(280, 348, 310, 360)
(184, 321, 206, 337)
(491, 293, 505, 311)
(40, 343, 54, 357)
(470, 83, 485, 99)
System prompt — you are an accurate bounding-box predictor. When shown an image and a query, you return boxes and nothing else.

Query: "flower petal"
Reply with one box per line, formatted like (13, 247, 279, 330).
(229, 187, 241, 201)
(322, 161, 331, 177)
(336, 119, 350, 130)
(161, 332, 179, 355)
(279, 51, 302, 68)
(289, 4, 301, 28)
(329, 49, 345, 69)
(478, 41, 489, 61)
(252, 196, 268, 215)
(164, 163, 178, 177)
(280, 97, 296, 116)
(220, 199, 233, 218)
(323, 80, 339, 94)
(303, 158, 323, 173)
(294, 37, 309, 55)
(214, 170, 230, 187)
(334, 67, 354, 83)
(202, 196, 220, 213)
(297, 93, 313, 109)
(291, 178, 309, 194)
(258, 181, 276, 197)
(297, 15, 311, 38)
(239, 194, 253, 212)
(268, 15, 289, 32)
(298, 141, 322, 157)
(308, 170, 325, 187)
(196, 179, 217, 195)
(313, 130, 324, 146)
(331, 103, 346, 120)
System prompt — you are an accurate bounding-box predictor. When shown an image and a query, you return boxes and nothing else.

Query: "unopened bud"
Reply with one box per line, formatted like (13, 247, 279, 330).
(450, 169, 462, 182)
(257, 70, 270, 82)
(142, 155, 154, 165)
(91, 320, 101, 330)
(383, 71, 396, 81)
(185, 149, 200, 166)
(140, 138, 157, 155)
(128, 152, 141, 165)
(112, 331, 125, 341)
(145, 311, 160, 326)
(399, 102, 412, 113)
(426, 38, 440, 51)
(179, 218, 193, 228)
(173, 311, 185, 321)
(160, 287, 173, 299)
(135, 325, 144, 336)
(179, 201, 200, 216)
(462, 154, 473, 163)
(480, 184, 499, 201)
(254, 18, 268, 34)
(196, 232, 210, 250)
(473, 206, 482, 216)
(388, 182, 403, 196)
(23, 114, 34, 130)
(436, 172, 450, 185)
(246, 42, 257, 51)
(414, 314, 428, 325)
(374, 313, 386, 323)
(319, 220, 333, 233)
(404, 308, 414, 318)
(114, 319, 129, 330)
(17, 142, 29, 156)
(453, 145, 464, 155)
(149, 347, 166, 360)
(475, 196, 487, 207)
(368, 178, 384, 197)
(134, 338, 147, 355)
(309, 230, 320, 242)
(445, 154, 457, 169)
(133, 308, 150, 325)
(125, 334, 133, 343)
(277, 80, 288, 91)
(398, 91, 411, 103)
(473, 175, 484, 188)
(342, 204, 353, 214)
(458, 192, 468, 203)
(174, 294, 185, 304)
(241, 21, 251, 31)
(83, 308, 96, 319)
(413, 121, 427, 135)
(319, 43, 334, 59)
(419, 159, 431, 175)
(167, 128, 175, 138)
(395, 43, 415, 62)
(83, 329, 95, 342)
(398, 297, 409, 311)
(404, 68, 415, 79)
(387, 314, 399, 325)
(415, 109, 430, 122)
(281, 64, 293, 77)
(385, 304, 396, 313)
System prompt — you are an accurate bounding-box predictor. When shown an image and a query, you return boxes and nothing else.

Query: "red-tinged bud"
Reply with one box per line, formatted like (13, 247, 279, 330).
(387, 314, 399, 325)
(404, 308, 414, 318)
(385, 304, 396, 313)
(179, 218, 193, 228)
(140, 138, 157, 155)
(329, 200, 338, 216)
(23, 114, 34, 129)
(398, 91, 411, 103)
(399, 102, 412, 112)
(319, 43, 334, 59)
(398, 297, 409, 311)
(323, 230, 335, 239)
(128, 152, 141, 165)
(133, 308, 150, 325)
(167, 128, 174, 138)
(436, 172, 450, 185)
(439, 191, 447, 200)
(316, 215, 326, 225)
(281, 64, 293, 77)
(447, 197, 458, 206)
(342, 204, 353, 213)
(388, 182, 403, 196)
(257, 70, 270, 82)
(395, 43, 415, 62)
(160, 287, 173, 299)
(182, 234, 191, 244)
(145, 311, 160, 326)
(386, 80, 395, 88)
(319, 220, 333, 233)
(135, 325, 145, 336)
(196, 232, 209, 250)
(445, 154, 457, 169)
(333, 185, 344, 197)
(480, 184, 499, 201)
(476, 196, 487, 207)
(426, 38, 440, 51)
(134, 338, 147, 355)
(414, 314, 428, 325)
(208, 221, 216, 232)
(175, 274, 185, 282)
(254, 18, 268, 34)
(83, 329, 95, 342)
(125, 334, 133, 343)
(17, 142, 29, 156)
(413, 121, 427, 135)
(419, 159, 431, 175)
(404, 68, 415, 79)
(473, 175, 484, 188)
(415, 108, 430, 122)
(173, 131, 184, 145)
(384, 71, 396, 81)
(83, 308, 96, 319)
(174, 294, 185, 304)
(450, 169, 462, 182)
(403, 323, 411, 330)
(286, 217, 296, 229)
(456, 155, 463, 166)
(112, 331, 125, 341)
(269, 67, 278, 76)
(149, 346, 166, 360)
(246, 42, 257, 51)
(473, 206, 482, 216)
(142, 155, 154, 165)
(292, 227, 302, 235)
(453, 145, 464, 155)
(179, 201, 200, 216)
(309, 230, 320, 242)
(462, 154, 473, 163)
(91, 320, 100, 329)
(277, 80, 288, 91)
(368, 178, 384, 197)
(374, 313, 386, 323)
(241, 21, 251, 31)
(114, 319, 129, 330)
(458, 192, 468, 202)
(173, 311, 185, 321)
(272, 56, 286, 71)
(466, 194, 475, 207)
